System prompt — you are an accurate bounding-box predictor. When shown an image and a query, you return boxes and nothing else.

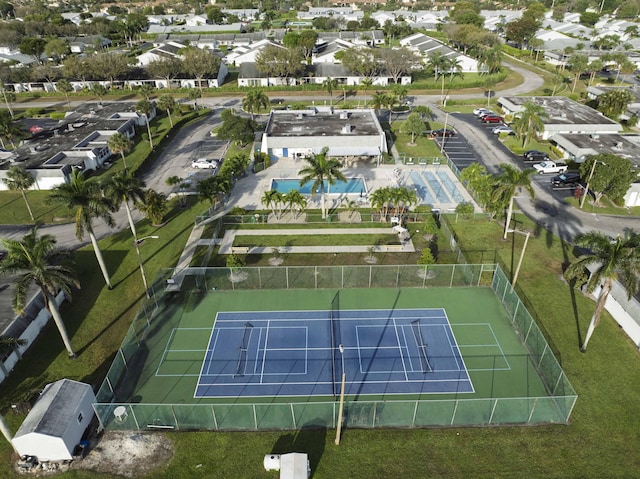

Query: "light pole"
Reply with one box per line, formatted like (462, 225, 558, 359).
(134, 235, 159, 298)
(580, 160, 606, 209)
(335, 344, 346, 446)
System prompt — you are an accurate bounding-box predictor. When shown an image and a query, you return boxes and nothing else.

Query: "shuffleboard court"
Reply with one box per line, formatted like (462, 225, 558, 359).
(186, 309, 473, 398)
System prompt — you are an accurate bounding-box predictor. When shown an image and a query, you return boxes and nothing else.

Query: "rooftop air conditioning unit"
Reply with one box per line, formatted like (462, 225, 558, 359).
(296, 113, 304, 119)
(340, 111, 349, 119)
(342, 123, 352, 133)
(590, 134, 599, 140)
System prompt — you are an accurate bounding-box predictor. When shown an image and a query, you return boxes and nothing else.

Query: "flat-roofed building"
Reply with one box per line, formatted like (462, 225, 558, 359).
(261, 108, 387, 164)
(498, 96, 622, 139)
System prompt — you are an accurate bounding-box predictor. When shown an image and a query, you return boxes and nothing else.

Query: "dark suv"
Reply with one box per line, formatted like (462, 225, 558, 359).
(523, 150, 549, 162)
(551, 173, 581, 189)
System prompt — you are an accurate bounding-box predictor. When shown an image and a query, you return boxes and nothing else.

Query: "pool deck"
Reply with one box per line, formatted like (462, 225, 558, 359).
(227, 156, 475, 213)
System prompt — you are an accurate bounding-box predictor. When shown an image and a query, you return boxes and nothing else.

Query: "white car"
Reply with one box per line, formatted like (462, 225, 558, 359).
(191, 158, 218, 169)
(473, 108, 493, 117)
(492, 125, 514, 135)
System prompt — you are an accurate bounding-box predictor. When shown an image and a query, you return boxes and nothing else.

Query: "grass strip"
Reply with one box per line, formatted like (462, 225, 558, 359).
(233, 233, 400, 248)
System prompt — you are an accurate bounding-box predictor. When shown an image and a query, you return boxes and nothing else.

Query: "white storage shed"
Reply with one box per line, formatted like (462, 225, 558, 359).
(12, 379, 95, 461)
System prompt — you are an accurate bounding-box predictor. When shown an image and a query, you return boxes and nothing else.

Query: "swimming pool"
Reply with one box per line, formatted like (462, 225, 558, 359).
(271, 178, 367, 195)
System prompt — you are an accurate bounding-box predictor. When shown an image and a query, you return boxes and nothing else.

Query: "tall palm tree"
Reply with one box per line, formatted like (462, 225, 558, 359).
(492, 164, 535, 240)
(298, 147, 346, 219)
(157, 95, 177, 127)
(108, 132, 132, 168)
(426, 50, 449, 82)
(261, 189, 283, 219)
(361, 78, 373, 106)
(0, 411, 13, 446)
(56, 78, 74, 108)
(242, 89, 269, 120)
(103, 168, 146, 239)
(50, 169, 114, 289)
(511, 100, 548, 147)
(136, 99, 154, 149)
(3, 166, 35, 221)
(0, 109, 22, 149)
(137, 189, 167, 226)
(138, 83, 155, 101)
(322, 77, 338, 106)
(1, 227, 79, 357)
(370, 186, 392, 219)
(565, 231, 640, 352)
(285, 189, 307, 219)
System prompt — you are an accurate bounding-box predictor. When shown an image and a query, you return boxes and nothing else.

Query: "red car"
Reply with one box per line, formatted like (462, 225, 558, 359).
(482, 115, 503, 123)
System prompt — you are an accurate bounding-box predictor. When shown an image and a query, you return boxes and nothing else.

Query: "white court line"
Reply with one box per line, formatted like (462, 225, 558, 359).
(205, 330, 221, 376)
(401, 325, 416, 372)
(194, 327, 217, 383)
(393, 318, 409, 381)
(442, 312, 475, 393)
(259, 320, 270, 384)
(155, 328, 178, 376)
(254, 326, 263, 375)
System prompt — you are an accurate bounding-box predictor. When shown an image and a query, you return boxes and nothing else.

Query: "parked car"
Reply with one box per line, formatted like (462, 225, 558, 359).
(523, 150, 550, 162)
(473, 108, 493, 116)
(431, 128, 456, 137)
(477, 111, 496, 119)
(533, 161, 568, 174)
(191, 158, 218, 169)
(492, 125, 515, 135)
(551, 173, 581, 188)
(481, 115, 504, 123)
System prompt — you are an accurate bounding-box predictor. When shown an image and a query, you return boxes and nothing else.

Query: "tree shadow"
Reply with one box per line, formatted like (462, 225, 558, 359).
(561, 240, 584, 349)
(271, 423, 327, 478)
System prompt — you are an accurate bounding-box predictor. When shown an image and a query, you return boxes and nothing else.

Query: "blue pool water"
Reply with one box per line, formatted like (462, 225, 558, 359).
(271, 178, 366, 195)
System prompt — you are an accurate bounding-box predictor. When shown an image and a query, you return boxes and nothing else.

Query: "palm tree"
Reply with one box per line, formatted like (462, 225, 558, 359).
(370, 186, 392, 219)
(493, 164, 535, 240)
(322, 77, 338, 107)
(286, 189, 307, 219)
(91, 83, 108, 104)
(565, 231, 640, 352)
(157, 95, 177, 127)
(103, 168, 146, 239)
(511, 100, 548, 147)
(0, 110, 22, 149)
(137, 189, 167, 225)
(3, 166, 35, 221)
(298, 147, 346, 219)
(138, 83, 155, 101)
(108, 132, 132, 168)
(242, 89, 270, 120)
(0, 411, 13, 445)
(261, 189, 283, 219)
(426, 50, 449, 82)
(56, 78, 73, 108)
(136, 99, 154, 149)
(371, 91, 387, 113)
(50, 169, 114, 289)
(1, 227, 79, 357)
(0, 80, 15, 118)
(360, 78, 373, 106)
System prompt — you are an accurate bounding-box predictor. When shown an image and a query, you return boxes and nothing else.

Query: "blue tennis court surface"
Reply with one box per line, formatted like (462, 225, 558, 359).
(194, 309, 473, 398)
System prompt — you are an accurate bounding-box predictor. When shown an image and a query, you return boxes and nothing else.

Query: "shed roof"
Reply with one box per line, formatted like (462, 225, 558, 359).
(14, 379, 93, 439)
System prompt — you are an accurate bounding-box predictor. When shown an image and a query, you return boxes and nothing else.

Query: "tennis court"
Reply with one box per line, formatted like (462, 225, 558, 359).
(96, 265, 577, 430)
(172, 308, 472, 398)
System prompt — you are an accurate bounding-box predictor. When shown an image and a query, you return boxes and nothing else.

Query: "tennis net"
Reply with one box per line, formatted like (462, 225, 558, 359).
(330, 291, 341, 397)
(411, 320, 433, 372)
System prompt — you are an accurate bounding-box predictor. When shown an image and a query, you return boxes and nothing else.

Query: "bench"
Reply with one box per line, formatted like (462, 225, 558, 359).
(231, 246, 251, 254)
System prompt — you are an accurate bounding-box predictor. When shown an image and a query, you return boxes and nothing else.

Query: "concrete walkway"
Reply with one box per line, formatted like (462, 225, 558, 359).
(215, 228, 416, 255)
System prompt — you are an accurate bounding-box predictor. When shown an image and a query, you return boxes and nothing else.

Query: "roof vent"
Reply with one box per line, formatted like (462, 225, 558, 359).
(590, 134, 599, 140)
(296, 113, 304, 119)
(614, 141, 623, 150)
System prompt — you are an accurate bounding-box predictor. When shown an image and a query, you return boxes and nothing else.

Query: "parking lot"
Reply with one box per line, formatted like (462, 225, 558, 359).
(435, 112, 578, 213)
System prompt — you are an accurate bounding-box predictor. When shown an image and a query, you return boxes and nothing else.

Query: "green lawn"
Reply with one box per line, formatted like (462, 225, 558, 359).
(233, 233, 400, 247)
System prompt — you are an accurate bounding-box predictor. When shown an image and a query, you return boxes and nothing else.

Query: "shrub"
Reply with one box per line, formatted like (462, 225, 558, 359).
(417, 248, 435, 265)
(50, 112, 66, 119)
(229, 206, 247, 215)
(226, 254, 244, 269)
(455, 202, 474, 217)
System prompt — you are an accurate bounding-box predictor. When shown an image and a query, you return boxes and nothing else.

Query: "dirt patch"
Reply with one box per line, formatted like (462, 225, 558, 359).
(268, 256, 284, 266)
(75, 431, 174, 478)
